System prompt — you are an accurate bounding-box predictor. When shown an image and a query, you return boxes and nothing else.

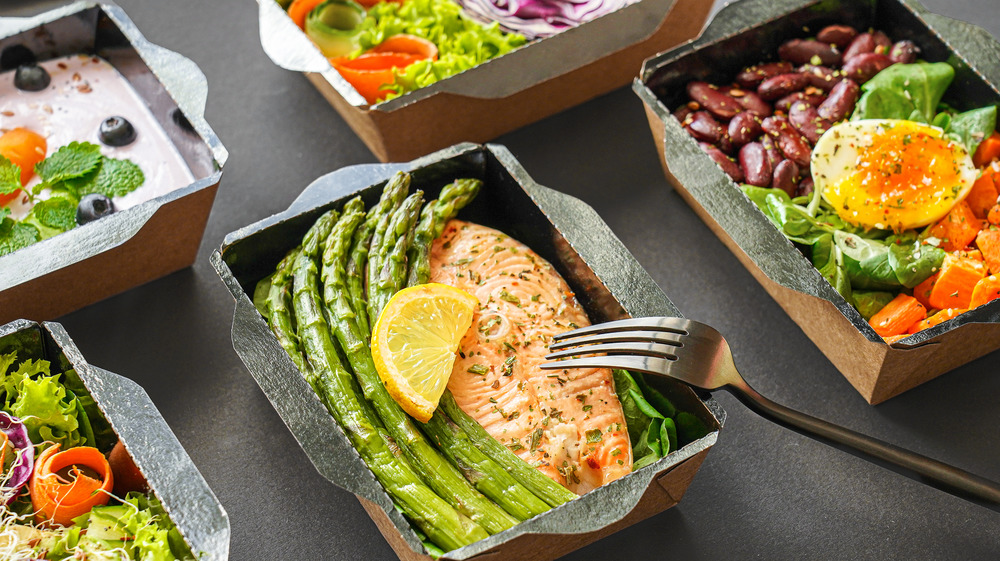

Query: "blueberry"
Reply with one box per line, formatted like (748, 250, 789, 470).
(98, 116, 137, 147)
(1, 45, 36, 71)
(14, 64, 50, 92)
(76, 194, 115, 225)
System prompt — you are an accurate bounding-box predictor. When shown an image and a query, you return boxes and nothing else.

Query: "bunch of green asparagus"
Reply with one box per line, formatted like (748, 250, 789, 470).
(255, 172, 576, 554)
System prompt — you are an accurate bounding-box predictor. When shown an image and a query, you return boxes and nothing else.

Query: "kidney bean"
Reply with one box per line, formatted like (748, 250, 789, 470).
(843, 32, 876, 60)
(739, 142, 773, 187)
(816, 25, 858, 48)
(735, 61, 794, 89)
(674, 105, 694, 122)
(762, 116, 812, 167)
(686, 81, 741, 119)
(789, 102, 832, 143)
(760, 135, 783, 169)
(842, 52, 893, 83)
(795, 176, 815, 198)
(799, 64, 842, 91)
(729, 89, 772, 117)
(775, 90, 825, 112)
(772, 160, 801, 196)
(890, 40, 920, 64)
(699, 143, 744, 182)
(758, 73, 809, 100)
(685, 111, 725, 143)
(817, 78, 860, 121)
(728, 111, 763, 146)
(778, 39, 842, 66)
(872, 30, 892, 54)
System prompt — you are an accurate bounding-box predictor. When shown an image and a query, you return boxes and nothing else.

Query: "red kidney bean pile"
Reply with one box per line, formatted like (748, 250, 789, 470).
(675, 24, 920, 197)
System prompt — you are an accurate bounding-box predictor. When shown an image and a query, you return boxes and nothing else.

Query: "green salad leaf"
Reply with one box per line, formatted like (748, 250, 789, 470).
(612, 369, 708, 471)
(11, 373, 85, 450)
(351, 0, 526, 101)
(853, 62, 955, 124)
(946, 105, 997, 156)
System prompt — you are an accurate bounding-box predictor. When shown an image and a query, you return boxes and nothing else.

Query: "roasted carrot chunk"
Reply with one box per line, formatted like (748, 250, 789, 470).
(970, 275, 1000, 308)
(928, 254, 987, 310)
(913, 273, 938, 309)
(907, 308, 966, 334)
(869, 293, 926, 337)
(990, 204, 1000, 227)
(966, 164, 1000, 219)
(883, 334, 910, 344)
(927, 201, 984, 252)
(976, 228, 1000, 275)
(973, 131, 1000, 167)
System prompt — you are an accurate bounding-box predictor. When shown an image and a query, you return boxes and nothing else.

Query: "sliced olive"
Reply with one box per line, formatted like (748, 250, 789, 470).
(0, 45, 36, 71)
(98, 116, 137, 147)
(14, 64, 50, 92)
(76, 193, 115, 225)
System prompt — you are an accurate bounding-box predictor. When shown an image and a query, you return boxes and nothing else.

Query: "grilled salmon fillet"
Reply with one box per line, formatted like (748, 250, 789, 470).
(429, 220, 632, 494)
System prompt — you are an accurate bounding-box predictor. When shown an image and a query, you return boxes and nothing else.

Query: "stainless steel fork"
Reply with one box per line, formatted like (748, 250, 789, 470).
(541, 316, 1000, 513)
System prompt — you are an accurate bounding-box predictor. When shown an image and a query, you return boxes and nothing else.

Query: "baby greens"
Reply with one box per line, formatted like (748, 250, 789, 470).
(613, 369, 709, 471)
(853, 61, 997, 154)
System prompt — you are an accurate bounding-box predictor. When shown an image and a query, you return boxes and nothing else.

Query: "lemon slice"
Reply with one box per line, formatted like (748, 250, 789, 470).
(372, 283, 478, 422)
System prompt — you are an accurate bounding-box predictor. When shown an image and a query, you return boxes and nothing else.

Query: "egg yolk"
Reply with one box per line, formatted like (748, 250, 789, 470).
(822, 122, 973, 231)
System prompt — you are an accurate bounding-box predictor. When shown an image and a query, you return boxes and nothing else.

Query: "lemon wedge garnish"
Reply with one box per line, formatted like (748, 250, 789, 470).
(372, 283, 478, 422)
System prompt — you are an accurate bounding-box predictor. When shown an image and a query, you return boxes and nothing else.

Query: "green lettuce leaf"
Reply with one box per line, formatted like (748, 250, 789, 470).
(11, 374, 84, 449)
(852, 290, 896, 320)
(349, 0, 526, 102)
(946, 105, 997, 156)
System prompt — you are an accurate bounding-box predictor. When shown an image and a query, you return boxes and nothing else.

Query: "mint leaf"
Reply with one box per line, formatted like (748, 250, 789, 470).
(0, 217, 39, 256)
(71, 157, 144, 198)
(28, 196, 77, 233)
(0, 156, 22, 195)
(0, 207, 9, 221)
(34, 141, 102, 186)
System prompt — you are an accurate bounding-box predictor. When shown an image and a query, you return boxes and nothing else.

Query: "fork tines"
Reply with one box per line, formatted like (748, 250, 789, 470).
(541, 317, 690, 373)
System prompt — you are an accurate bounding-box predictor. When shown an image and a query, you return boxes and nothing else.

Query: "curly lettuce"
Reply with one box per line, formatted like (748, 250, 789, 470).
(351, 0, 526, 101)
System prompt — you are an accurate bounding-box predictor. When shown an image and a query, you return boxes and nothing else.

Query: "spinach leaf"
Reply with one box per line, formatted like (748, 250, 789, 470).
(812, 233, 852, 300)
(946, 105, 997, 156)
(852, 290, 896, 320)
(834, 231, 900, 290)
(886, 233, 946, 288)
(853, 62, 955, 123)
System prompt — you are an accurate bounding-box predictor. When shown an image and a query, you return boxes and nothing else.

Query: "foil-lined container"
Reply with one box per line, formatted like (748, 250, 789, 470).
(257, 0, 712, 162)
(0, 1, 227, 324)
(211, 143, 723, 561)
(0, 318, 229, 560)
(634, 0, 1000, 404)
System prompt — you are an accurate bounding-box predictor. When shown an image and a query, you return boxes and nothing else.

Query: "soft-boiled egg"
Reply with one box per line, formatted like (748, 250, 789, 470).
(812, 119, 978, 231)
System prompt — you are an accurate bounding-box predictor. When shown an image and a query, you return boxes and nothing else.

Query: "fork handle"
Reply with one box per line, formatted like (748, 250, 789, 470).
(727, 383, 1000, 513)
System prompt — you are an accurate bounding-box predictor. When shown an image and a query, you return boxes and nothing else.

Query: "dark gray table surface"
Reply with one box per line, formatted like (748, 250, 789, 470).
(3, 0, 999, 559)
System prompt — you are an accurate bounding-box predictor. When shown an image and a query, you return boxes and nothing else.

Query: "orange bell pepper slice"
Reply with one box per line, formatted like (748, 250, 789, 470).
(288, 0, 326, 29)
(30, 445, 113, 526)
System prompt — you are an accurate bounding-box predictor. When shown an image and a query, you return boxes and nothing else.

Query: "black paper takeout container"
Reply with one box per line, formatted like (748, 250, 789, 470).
(211, 143, 724, 561)
(634, 0, 1000, 404)
(0, 318, 229, 560)
(256, 0, 713, 162)
(0, 1, 227, 324)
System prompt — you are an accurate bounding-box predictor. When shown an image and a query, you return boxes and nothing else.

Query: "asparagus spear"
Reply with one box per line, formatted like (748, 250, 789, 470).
(422, 410, 551, 520)
(348, 173, 409, 339)
(368, 190, 423, 324)
(320, 202, 520, 535)
(439, 392, 577, 508)
(292, 208, 488, 551)
(266, 246, 314, 384)
(406, 178, 482, 287)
